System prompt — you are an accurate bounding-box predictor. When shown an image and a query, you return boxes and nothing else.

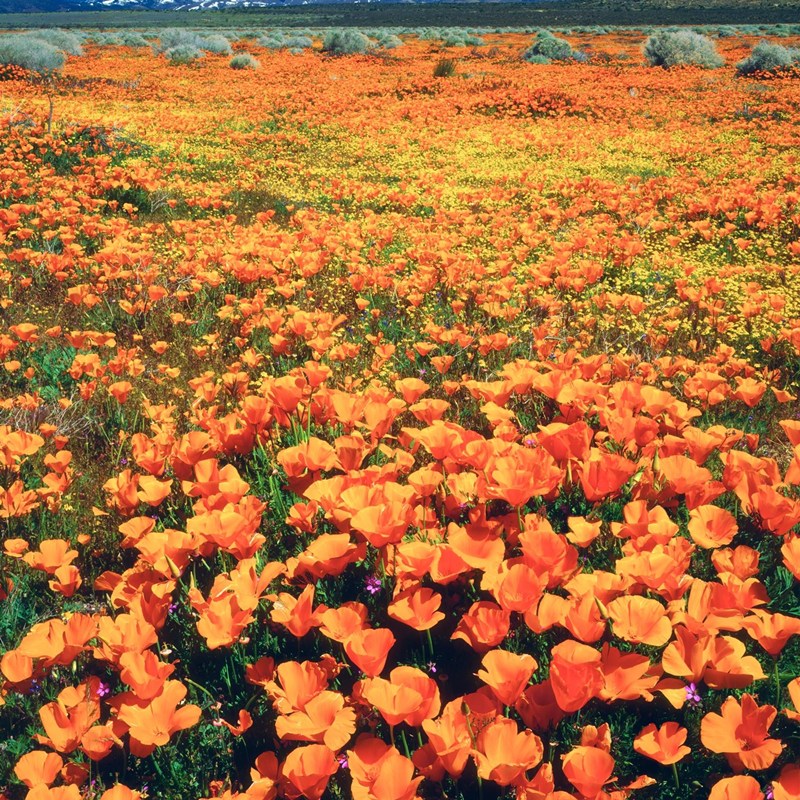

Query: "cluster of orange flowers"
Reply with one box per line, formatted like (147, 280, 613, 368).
(0, 28, 799, 800)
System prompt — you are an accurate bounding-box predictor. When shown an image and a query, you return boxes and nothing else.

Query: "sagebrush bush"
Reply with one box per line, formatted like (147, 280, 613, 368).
(376, 33, 403, 50)
(230, 52, 260, 70)
(736, 39, 800, 76)
(165, 44, 204, 65)
(643, 29, 723, 68)
(285, 35, 313, 52)
(0, 34, 66, 74)
(29, 29, 84, 56)
(523, 31, 575, 63)
(322, 30, 372, 55)
(201, 35, 232, 55)
(156, 28, 204, 54)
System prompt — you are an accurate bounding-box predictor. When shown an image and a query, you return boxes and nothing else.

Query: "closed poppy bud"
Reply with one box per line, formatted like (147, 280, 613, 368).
(633, 722, 690, 765)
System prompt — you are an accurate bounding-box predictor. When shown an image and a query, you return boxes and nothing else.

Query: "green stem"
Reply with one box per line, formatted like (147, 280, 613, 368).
(671, 762, 680, 790)
(775, 659, 782, 707)
(185, 678, 216, 704)
(426, 628, 435, 659)
(400, 729, 412, 760)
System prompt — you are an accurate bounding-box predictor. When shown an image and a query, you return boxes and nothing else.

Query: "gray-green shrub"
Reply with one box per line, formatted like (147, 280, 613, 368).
(736, 39, 800, 76)
(523, 31, 575, 63)
(165, 44, 204, 65)
(0, 34, 65, 73)
(230, 52, 260, 70)
(322, 30, 372, 55)
(28, 29, 83, 56)
(643, 30, 723, 68)
(201, 35, 232, 55)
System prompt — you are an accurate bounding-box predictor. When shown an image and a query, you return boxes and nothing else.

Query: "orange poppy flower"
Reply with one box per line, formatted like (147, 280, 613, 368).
(473, 716, 544, 787)
(773, 764, 800, 800)
(421, 701, 472, 777)
(549, 641, 603, 712)
(476, 649, 537, 706)
(708, 776, 764, 800)
(562, 745, 615, 798)
(688, 505, 738, 549)
(633, 722, 690, 765)
(348, 736, 423, 800)
(451, 601, 511, 652)
(607, 595, 672, 647)
(13, 751, 63, 788)
(275, 690, 356, 750)
(742, 610, 800, 656)
(280, 744, 338, 800)
(387, 584, 445, 631)
(344, 628, 395, 677)
(359, 666, 440, 728)
(114, 680, 201, 757)
(701, 694, 782, 771)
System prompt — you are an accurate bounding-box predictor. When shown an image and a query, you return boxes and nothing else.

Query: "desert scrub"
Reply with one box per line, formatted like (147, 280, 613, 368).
(0, 34, 66, 74)
(643, 29, 724, 68)
(230, 53, 260, 70)
(200, 35, 232, 56)
(165, 45, 205, 66)
(322, 30, 372, 55)
(522, 30, 578, 63)
(736, 40, 800, 76)
(154, 28, 204, 55)
(27, 29, 84, 57)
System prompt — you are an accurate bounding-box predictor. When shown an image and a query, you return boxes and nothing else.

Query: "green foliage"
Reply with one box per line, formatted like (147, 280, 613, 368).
(736, 39, 800, 77)
(27, 28, 84, 56)
(433, 57, 457, 78)
(523, 31, 576, 63)
(156, 28, 202, 52)
(229, 52, 260, 70)
(643, 29, 724, 69)
(165, 44, 205, 66)
(0, 34, 66, 74)
(200, 34, 232, 55)
(322, 29, 372, 56)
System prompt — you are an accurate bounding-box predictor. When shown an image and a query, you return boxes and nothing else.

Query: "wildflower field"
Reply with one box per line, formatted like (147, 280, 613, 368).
(2, 25, 800, 800)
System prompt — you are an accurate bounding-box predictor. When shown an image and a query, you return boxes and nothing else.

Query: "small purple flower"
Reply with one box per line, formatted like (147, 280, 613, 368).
(97, 681, 111, 698)
(337, 754, 349, 770)
(169, 602, 179, 615)
(685, 682, 701, 707)
(766, 786, 775, 800)
(119, 458, 128, 465)
(364, 576, 382, 596)
(427, 661, 437, 674)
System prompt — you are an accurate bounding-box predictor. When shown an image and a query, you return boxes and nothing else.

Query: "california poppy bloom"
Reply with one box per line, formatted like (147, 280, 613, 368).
(633, 722, 690, 765)
(280, 744, 338, 800)
(701, 694, 782, 771)
(473, 716, 544, 786)
(476, 649, 537, 706)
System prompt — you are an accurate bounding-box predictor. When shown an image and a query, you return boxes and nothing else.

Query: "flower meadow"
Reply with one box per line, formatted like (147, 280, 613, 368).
(1, 25, 800, 800)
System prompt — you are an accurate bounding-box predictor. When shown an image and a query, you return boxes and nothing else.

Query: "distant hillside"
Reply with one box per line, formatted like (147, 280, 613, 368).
(1, 0, 799, 25)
